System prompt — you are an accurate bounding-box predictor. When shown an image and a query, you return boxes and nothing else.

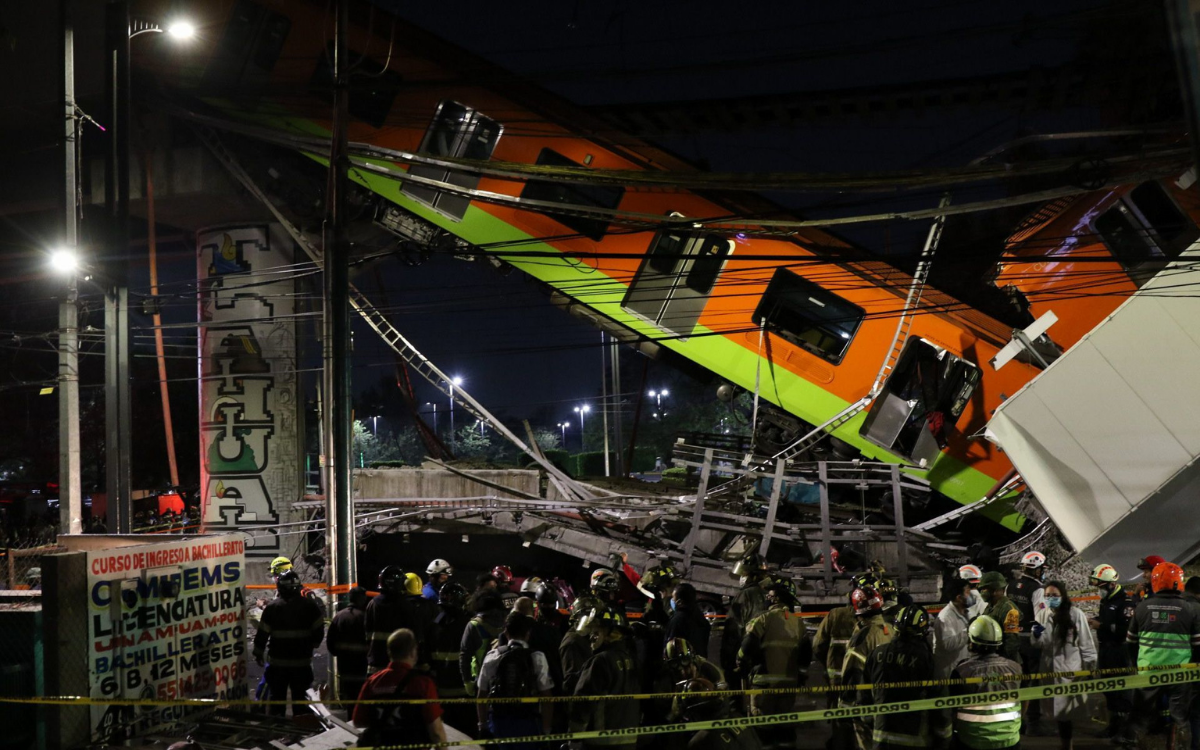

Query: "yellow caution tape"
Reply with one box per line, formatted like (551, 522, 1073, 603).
(7, 662, 1194, 708)
(354, 665, 1200, 748)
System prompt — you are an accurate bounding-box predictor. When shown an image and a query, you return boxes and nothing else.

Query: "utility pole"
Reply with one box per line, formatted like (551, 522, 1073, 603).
(59, 0, 82, 535)
(323, 0, 355, 681)
(600, 332, 610, 476)
(611, 338, 624, 476)
(104, 0, 132, 533)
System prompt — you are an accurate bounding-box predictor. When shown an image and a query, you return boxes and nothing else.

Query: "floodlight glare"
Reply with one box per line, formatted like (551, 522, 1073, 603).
(166, 20, 196, 40)
(49, 248, 79, 274)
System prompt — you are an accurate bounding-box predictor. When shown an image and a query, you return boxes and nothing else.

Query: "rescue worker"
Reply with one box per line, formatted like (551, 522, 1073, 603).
(406, 572, 438, 653)
(1010, 551, 1047, 734)
(424, 558, 453, 600)
(877, 578, 907, 624)
(560, 598, 596, 695)
(428, 582, 474, 733)
(680, 678, 764, 750)
(252, 570, 324, 716)
(932, 574, 981, 678)
(589, 567, 621, 607)
(665, 582, 711, 656)
(475, 612, 554, 746)
(1085, 563, 1132, 738)
(949, 616, 1023, 750)
(1134, 555, 1166, 601)
(840, 585, 894, 750)
(721, 550, 771, 681)
(534, 579, 568, 634)
(859, 605, 950, 749)
(958, 565, 986, 618)
(326, 586, 369, 704)
(365, 566, 422, 673)
(814, 573, 874, 709)
(737, 576, 811, 749)
(493, 565, 519, 609)
(269, 556, 293, 578)
(1124, 561, 1200, 748)
(607, 551, 643, 605)
(637, 563, 680, 626)
(460, 588, 508, 696)
(978, 571, 1021, 662)
(569, 606, 640, 750)
(650, 636, 727, 732)
(352, 628, 448, 748)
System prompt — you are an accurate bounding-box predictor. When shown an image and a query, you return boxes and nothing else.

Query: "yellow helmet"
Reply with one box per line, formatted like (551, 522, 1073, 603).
(404, 572, 423, 596)
(269, 556, 293, 576)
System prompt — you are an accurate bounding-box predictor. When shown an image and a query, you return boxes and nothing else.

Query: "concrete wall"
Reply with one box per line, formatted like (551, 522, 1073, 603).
(353, 468, 542, 501)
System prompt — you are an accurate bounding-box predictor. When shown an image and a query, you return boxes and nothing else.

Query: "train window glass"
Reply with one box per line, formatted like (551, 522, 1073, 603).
(646, 231, 686, 275)
(685, 236, 733, 294)
(310, 44, 403, 128)
(1094, 205, 1161, 270)
(401, 101, 502, 220)
(752, 268, 863, 364)
(201, 1, 266, 89)
(520, 149, 625, 241)
(1129, 182, 1188, 245)
(251, 13, 291, 72)
(860, 338, 980, 466)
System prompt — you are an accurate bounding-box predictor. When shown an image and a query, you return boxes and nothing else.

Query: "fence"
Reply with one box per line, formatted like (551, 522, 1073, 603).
(2, 545, 65, 592)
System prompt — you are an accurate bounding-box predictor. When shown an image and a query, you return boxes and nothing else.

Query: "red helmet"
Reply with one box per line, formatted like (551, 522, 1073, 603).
(851, 586, 884, 616)
(1151, 562, 1185, 594)
(492, 566, 514, 587)
(1138, 555, 1167, 571)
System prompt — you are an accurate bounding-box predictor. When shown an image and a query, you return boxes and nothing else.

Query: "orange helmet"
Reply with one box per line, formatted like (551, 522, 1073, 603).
(1151, 562, 1185, 593)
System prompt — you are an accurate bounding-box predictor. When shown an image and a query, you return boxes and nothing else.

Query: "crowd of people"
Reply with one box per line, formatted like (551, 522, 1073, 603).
(247, 550, 1200, 750)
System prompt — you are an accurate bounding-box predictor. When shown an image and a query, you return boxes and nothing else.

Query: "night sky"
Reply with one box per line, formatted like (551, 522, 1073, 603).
(0, 0, 1174, 487)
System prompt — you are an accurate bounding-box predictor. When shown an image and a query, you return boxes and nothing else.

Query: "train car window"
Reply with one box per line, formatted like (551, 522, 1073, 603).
(401, 101, 502, 220)
(685, 236, 733, 294)
(1129, 182, 1188, 245)
(251, 13, 291, 72)
(519, 149, 625, 241)
(751, 268, 863, 364)
(310, 44, 403, 129)
(646, 231, 686, 275)
(1094, 205, 1160, 269)
(860, 338, 980, 466)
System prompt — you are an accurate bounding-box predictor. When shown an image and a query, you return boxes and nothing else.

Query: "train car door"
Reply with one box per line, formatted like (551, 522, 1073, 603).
(622, 226, 733, 339)
(402, 100, 502, 221)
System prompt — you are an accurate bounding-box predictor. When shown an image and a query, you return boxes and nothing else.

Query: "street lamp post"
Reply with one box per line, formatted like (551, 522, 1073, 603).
(558, 421, 568, 446)
(649, 388, 670, 418)
(102, 2, 195, 534)
(371, 415, 379, 437)
(448, 375, 463, 447)
(573, 405, 591, 451)
(425, 402, 438, 433)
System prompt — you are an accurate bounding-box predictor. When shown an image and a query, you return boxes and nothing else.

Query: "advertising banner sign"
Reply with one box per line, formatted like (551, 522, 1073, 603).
(86, 534, 246, 741)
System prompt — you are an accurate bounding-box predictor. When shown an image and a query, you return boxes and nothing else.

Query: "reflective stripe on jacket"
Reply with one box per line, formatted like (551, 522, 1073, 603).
(949, 653, 1022, 750)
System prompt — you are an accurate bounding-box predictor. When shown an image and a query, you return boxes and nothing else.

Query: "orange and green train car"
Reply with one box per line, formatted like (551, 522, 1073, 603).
(139, 0, 1058, 529)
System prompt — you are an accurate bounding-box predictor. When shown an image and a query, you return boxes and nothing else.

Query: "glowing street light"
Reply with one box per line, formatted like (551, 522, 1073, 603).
(648, 388, 669, 417)
(49, 248, 79, 275)
(557, 421, 569, 445)
(573, 405, 591, 450)
(447, 376, 464, 446)
(166, 20, 196, 40)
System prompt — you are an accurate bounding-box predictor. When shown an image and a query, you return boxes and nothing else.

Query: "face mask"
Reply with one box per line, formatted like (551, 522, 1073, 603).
(670, 599, 678, 612)
(965, 591, 979, 609)
(1046, 596, 1062, 610)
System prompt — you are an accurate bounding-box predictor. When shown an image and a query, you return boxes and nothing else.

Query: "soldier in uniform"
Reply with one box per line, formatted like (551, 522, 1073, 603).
(737, 576, 811, 749)
(978, 571, 1021, 662)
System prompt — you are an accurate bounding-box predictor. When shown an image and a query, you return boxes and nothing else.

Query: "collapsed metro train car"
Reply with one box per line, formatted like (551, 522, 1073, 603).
(134, 0, 1199, 539)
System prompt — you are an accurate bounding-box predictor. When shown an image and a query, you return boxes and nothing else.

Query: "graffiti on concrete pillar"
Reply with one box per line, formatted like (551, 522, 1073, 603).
(198, 225, 300, 556)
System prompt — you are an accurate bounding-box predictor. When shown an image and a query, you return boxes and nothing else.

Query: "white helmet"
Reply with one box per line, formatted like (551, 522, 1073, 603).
(957, 564, 982, 584)
(1020, 551, 1046, 570)
(426, 559, 453, 576)
(1091, 564, 1120, 584)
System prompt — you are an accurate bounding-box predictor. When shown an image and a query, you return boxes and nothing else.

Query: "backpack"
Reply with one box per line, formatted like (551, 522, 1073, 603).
(489, 644, 539, 713)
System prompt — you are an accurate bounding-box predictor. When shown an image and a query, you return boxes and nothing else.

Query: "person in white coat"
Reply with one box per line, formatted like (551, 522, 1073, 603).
(932, 574, 984, 678)
(1031, 580, 1096, 750)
